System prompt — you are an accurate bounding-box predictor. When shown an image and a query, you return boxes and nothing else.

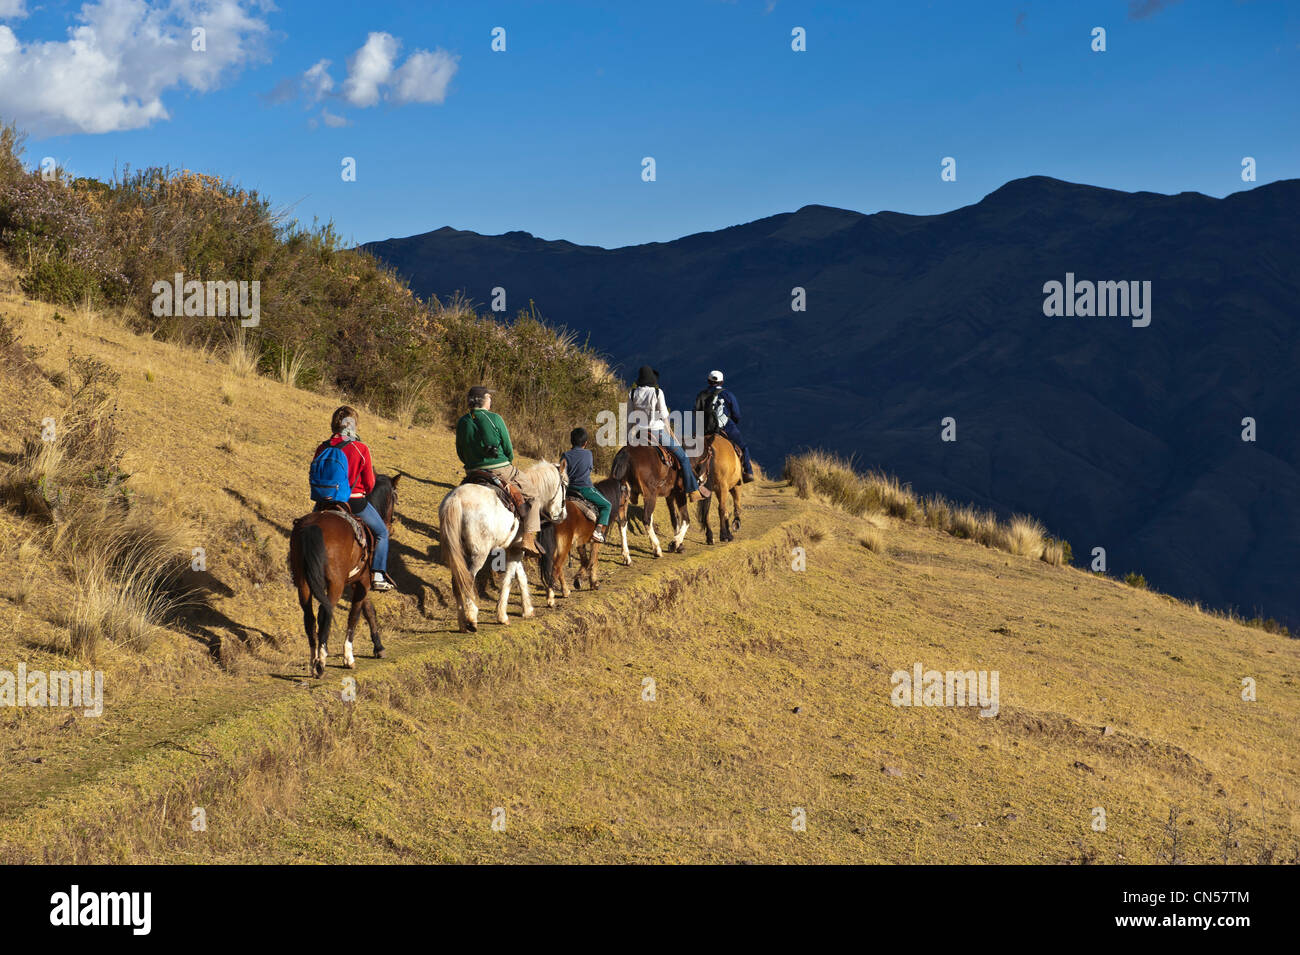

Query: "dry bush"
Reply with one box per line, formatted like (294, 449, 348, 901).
(226, 325, 260, 378)
(1006, 515, 1046, 558)
(276, 345, 308, 388)
(859, 527, 886, 553)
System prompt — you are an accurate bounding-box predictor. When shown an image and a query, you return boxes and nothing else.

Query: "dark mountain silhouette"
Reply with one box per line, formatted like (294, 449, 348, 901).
(362, 177, 1300, 628)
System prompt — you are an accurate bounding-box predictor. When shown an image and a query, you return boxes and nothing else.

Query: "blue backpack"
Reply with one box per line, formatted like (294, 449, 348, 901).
(309, 442, 352, 503)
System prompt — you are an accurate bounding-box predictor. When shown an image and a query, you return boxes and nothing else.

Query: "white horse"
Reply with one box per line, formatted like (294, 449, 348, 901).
(438, 461, 568, 632)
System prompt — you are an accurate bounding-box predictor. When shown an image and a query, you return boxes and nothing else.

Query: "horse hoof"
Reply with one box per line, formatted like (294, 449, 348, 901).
(623, 558, 632, 566)
(573, 579, 582, 590)
(312, 663, 324, 679)
(375, 649, 386, 659)
(465, 621, 477, 633)
(523, 608, 536, 619)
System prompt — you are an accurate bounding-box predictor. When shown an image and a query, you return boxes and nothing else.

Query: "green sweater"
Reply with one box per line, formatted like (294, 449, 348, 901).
(456, 409, 514, 470)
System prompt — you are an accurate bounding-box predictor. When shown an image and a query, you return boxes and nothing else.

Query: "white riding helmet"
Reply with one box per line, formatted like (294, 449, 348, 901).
(708, 370, 724, 383)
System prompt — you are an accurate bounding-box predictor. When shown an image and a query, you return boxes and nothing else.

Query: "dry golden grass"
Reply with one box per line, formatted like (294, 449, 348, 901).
(0, 270, 1296, 864)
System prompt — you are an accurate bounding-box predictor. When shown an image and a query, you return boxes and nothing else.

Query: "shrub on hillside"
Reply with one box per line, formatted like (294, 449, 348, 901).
(784, 450, 1075, 565)
(1, 336, 190, 659)
(0, 121, 625, 462)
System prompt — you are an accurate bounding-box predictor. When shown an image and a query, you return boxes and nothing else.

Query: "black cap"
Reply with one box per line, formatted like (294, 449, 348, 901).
(467, 385, 494, 400)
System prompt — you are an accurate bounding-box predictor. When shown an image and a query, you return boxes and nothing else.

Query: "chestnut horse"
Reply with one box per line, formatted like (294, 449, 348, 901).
(536, 477, 631, 605)
(610, 444, 711, 557)
(696, 434, 744, 544)
(288, 474, 400, 678)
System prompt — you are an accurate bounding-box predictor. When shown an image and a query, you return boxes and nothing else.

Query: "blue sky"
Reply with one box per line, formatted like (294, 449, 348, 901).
(6, 0, 1298, 248)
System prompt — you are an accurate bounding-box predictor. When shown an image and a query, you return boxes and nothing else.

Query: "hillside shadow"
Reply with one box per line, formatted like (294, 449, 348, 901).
(223, 487, 291, 538)
(394, 469, 456, 491)
(173, 568, 280, 659)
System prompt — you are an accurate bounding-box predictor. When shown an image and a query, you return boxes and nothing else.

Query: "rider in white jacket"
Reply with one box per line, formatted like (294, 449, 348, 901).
(627, 365, 707, 499)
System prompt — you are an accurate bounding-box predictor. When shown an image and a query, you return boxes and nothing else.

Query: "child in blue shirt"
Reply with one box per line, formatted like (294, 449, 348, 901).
(560, 427, 611, 543)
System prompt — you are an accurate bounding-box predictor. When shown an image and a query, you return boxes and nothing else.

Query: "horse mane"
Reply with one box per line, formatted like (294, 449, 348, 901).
(369, 474, 395, 516)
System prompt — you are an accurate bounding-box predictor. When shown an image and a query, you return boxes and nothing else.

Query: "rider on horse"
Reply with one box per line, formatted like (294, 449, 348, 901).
(312, 406, 395, 591)
(561, 427, 611, 543)
(456, 385, 545, 556)
(694, 369, 754, 483)
(627, 366, 710, 501)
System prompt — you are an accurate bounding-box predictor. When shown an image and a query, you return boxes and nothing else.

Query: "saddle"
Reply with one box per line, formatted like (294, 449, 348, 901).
(462, 469, 526, 518)
(304, 501, 371, 551)
(567, 490, 599, 524)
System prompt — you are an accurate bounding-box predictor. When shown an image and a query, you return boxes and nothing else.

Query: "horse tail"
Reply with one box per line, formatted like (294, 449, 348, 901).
(610, 446, 631, 482)
(301, 523, 330, 608)
(440, 491, 476, 602)
(537, 521, 560, 592)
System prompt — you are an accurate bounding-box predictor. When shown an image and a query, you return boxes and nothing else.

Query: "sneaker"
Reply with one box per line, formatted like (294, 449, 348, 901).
(371, 572, 394, 592)
(591, 528, 606, 543)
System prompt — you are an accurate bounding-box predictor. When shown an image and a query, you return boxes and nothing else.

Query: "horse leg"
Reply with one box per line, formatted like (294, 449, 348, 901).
(361, 594, 384, 658)
(344, 583, 365, 668)
(700, 489, 714, 545)
(558, 535, 572, 599)
(494, 546, 514, 624)
(299, 580, 319, 679)
(619, 517, 632, 565)
(515, 549, 535, 619)
(718, 482, 733, 542)
(315, 601, 332, 677)
(644, 493, 663, 558)
(731, 484, 742, 532)
(668, 494, 689, 553)
(588, 539, 601, 590)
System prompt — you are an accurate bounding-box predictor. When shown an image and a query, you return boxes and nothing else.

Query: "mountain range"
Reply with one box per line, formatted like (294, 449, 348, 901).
(362, 176, 1300, 628)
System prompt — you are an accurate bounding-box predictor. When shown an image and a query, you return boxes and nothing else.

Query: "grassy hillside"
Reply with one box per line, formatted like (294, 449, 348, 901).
(0, 266, 1296, 863)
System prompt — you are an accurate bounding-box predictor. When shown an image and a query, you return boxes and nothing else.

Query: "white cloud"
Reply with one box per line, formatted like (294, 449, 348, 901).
(341, 31, 397, 107)
(390, 48, 457, 104)
(319, 107, 347, 127)
(0, 0, 27, 20)
(303, 57, 333, 101)
(0, 0, 270, 136)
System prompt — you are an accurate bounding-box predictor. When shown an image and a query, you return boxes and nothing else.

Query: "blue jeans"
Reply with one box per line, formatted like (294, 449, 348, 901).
(655, 431, 699, 493)
(353, 500, 389, 573)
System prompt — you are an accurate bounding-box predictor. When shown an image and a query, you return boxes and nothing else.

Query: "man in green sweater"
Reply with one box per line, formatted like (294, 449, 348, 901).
(456, 385, 544, 555)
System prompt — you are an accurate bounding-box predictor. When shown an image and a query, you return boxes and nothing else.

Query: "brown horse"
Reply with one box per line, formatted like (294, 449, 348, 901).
(611, 443, 710, 557)
(535, 477, 631, 605)
(696, 434, 744, 544)
(288, 474, 400, 677)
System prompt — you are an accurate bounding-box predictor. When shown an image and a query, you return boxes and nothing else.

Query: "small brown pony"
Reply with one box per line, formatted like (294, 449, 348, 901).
(697, 434, 744, 544)
(611, 443, 711, 557)
(536, 476, 630, 605)
(288, 474, 399, 677)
